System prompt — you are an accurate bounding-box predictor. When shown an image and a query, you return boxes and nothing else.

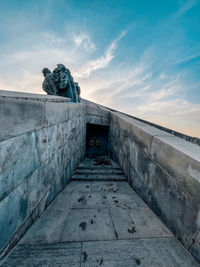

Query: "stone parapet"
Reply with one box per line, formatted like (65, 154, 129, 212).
(109, 111, 200, 262)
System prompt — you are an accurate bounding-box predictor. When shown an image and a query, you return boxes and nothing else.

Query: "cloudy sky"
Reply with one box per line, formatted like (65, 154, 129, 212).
(0, 0, 200, 137)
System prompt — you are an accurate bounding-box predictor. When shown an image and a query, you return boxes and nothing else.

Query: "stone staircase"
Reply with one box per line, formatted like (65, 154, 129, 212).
(71, 157, 126, 181)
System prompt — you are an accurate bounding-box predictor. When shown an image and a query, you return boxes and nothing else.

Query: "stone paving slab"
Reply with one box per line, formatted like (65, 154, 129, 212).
(81, 239, 199, 267)
(20, 188, 73, 244)
(61, 208, 116, 242)
(65, 181, 92, 193)
(110, 206, 172, 239)
(106, 191, 147, 209)
(70, 183, 146, 209)
(71, 192, 108, 209)
(91, 181, 136, 194)
(0, 243, 81, 267)
(20, 207, 67, 244)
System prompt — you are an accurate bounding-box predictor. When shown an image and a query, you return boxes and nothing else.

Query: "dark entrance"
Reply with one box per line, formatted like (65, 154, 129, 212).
(86, 123, 109, 157)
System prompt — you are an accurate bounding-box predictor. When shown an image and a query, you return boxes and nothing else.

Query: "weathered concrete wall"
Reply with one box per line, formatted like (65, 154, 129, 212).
(0, 91, 86, 258)
(109, 111, 200, 262)
(83, 99, 110, 126)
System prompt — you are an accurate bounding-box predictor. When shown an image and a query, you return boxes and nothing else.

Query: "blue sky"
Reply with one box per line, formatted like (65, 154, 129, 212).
(0, 0, 199, 137)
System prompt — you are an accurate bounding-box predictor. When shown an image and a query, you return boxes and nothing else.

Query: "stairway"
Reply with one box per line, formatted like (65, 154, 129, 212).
(0, 157, 198, 266)
(72, 157, 126, 181)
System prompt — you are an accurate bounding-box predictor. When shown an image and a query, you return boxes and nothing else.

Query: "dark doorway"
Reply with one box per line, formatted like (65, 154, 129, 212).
(86, 123, 109, 157)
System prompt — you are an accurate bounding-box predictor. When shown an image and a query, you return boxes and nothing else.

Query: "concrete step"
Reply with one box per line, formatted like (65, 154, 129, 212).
(71, 174, 127, 181)
(74, 169, 123, 175)
(77, 166, 121, 170)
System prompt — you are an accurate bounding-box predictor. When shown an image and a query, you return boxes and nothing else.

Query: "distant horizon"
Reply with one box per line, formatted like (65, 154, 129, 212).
(0, 0, 199, 137)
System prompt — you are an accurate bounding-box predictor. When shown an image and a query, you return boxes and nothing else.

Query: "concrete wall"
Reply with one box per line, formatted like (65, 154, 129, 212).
(109, 111, 200, 262)
(83, 99, 110, 126)
(0, 91, 86, 258)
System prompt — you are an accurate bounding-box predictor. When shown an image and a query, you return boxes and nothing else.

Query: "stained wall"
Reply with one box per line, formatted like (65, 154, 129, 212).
(0, 91, 86, 257)
(109, 111, 200, 262)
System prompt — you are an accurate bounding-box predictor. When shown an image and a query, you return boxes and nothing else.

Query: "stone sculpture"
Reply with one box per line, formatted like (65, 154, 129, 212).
(42, 64, 81, 102)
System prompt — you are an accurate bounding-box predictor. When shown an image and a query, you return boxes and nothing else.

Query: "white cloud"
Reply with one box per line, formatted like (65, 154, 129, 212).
(174, 52, 200, 65)
(173, 0, 196, 19)
(73, 33, 96, 51)
(75, 30, 127, 78)
(159, 72, 166, 79)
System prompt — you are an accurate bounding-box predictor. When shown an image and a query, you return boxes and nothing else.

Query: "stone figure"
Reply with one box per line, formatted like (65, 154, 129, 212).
(42, 64, 81, 102)
(42, 68, 58, 95)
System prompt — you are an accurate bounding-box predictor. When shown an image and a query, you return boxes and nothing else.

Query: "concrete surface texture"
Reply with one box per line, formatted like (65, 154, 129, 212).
(109, 111, 200, 261)
(0, 157, 198, 266)
(0, 91, 86, 258)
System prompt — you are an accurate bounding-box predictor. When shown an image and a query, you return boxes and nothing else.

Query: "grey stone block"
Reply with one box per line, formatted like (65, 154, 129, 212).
(150, 135, 200, 197)
(45, 101, 69, 126)
(61, 208, 115, 242)
(85, 101, 110, 126)
(71, 192, 108, 209)
(0, 180, 29, 252)
(87, 114, 110, 126)
(0, 132, 40, 201)
(128, 164, 148, 201)
(148, 161, 200, 249)
(0, 242, 81, 267)
(0, 161, 54, 252)
(20, 191, 72, 244)
(0, 97, 46, 141)
(86, 102, 110, 118)
(110, 113, 152, 155)
(68, 102, 80, 120)
(81, 238, 199, 266)
(35, 123, 65, 163)
(110, 206, 172, 239)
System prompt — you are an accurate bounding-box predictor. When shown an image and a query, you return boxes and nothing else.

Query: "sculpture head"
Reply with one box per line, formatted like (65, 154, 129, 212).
(57, 64, 66, 72)
(53, 67, 59, 73)
(42, 68, 51, 77)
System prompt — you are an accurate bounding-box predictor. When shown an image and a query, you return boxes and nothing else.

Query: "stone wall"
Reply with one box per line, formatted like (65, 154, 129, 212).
(83, 99, 110, 126)
(109, 111, 200, 262)
(0, 91, 86, 258)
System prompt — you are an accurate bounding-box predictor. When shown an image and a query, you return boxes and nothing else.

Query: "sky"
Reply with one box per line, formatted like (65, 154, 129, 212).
(0, 0, 199, 137)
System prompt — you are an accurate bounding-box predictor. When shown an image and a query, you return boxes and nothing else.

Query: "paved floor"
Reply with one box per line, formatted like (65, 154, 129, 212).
(1, 157, 199, 266)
